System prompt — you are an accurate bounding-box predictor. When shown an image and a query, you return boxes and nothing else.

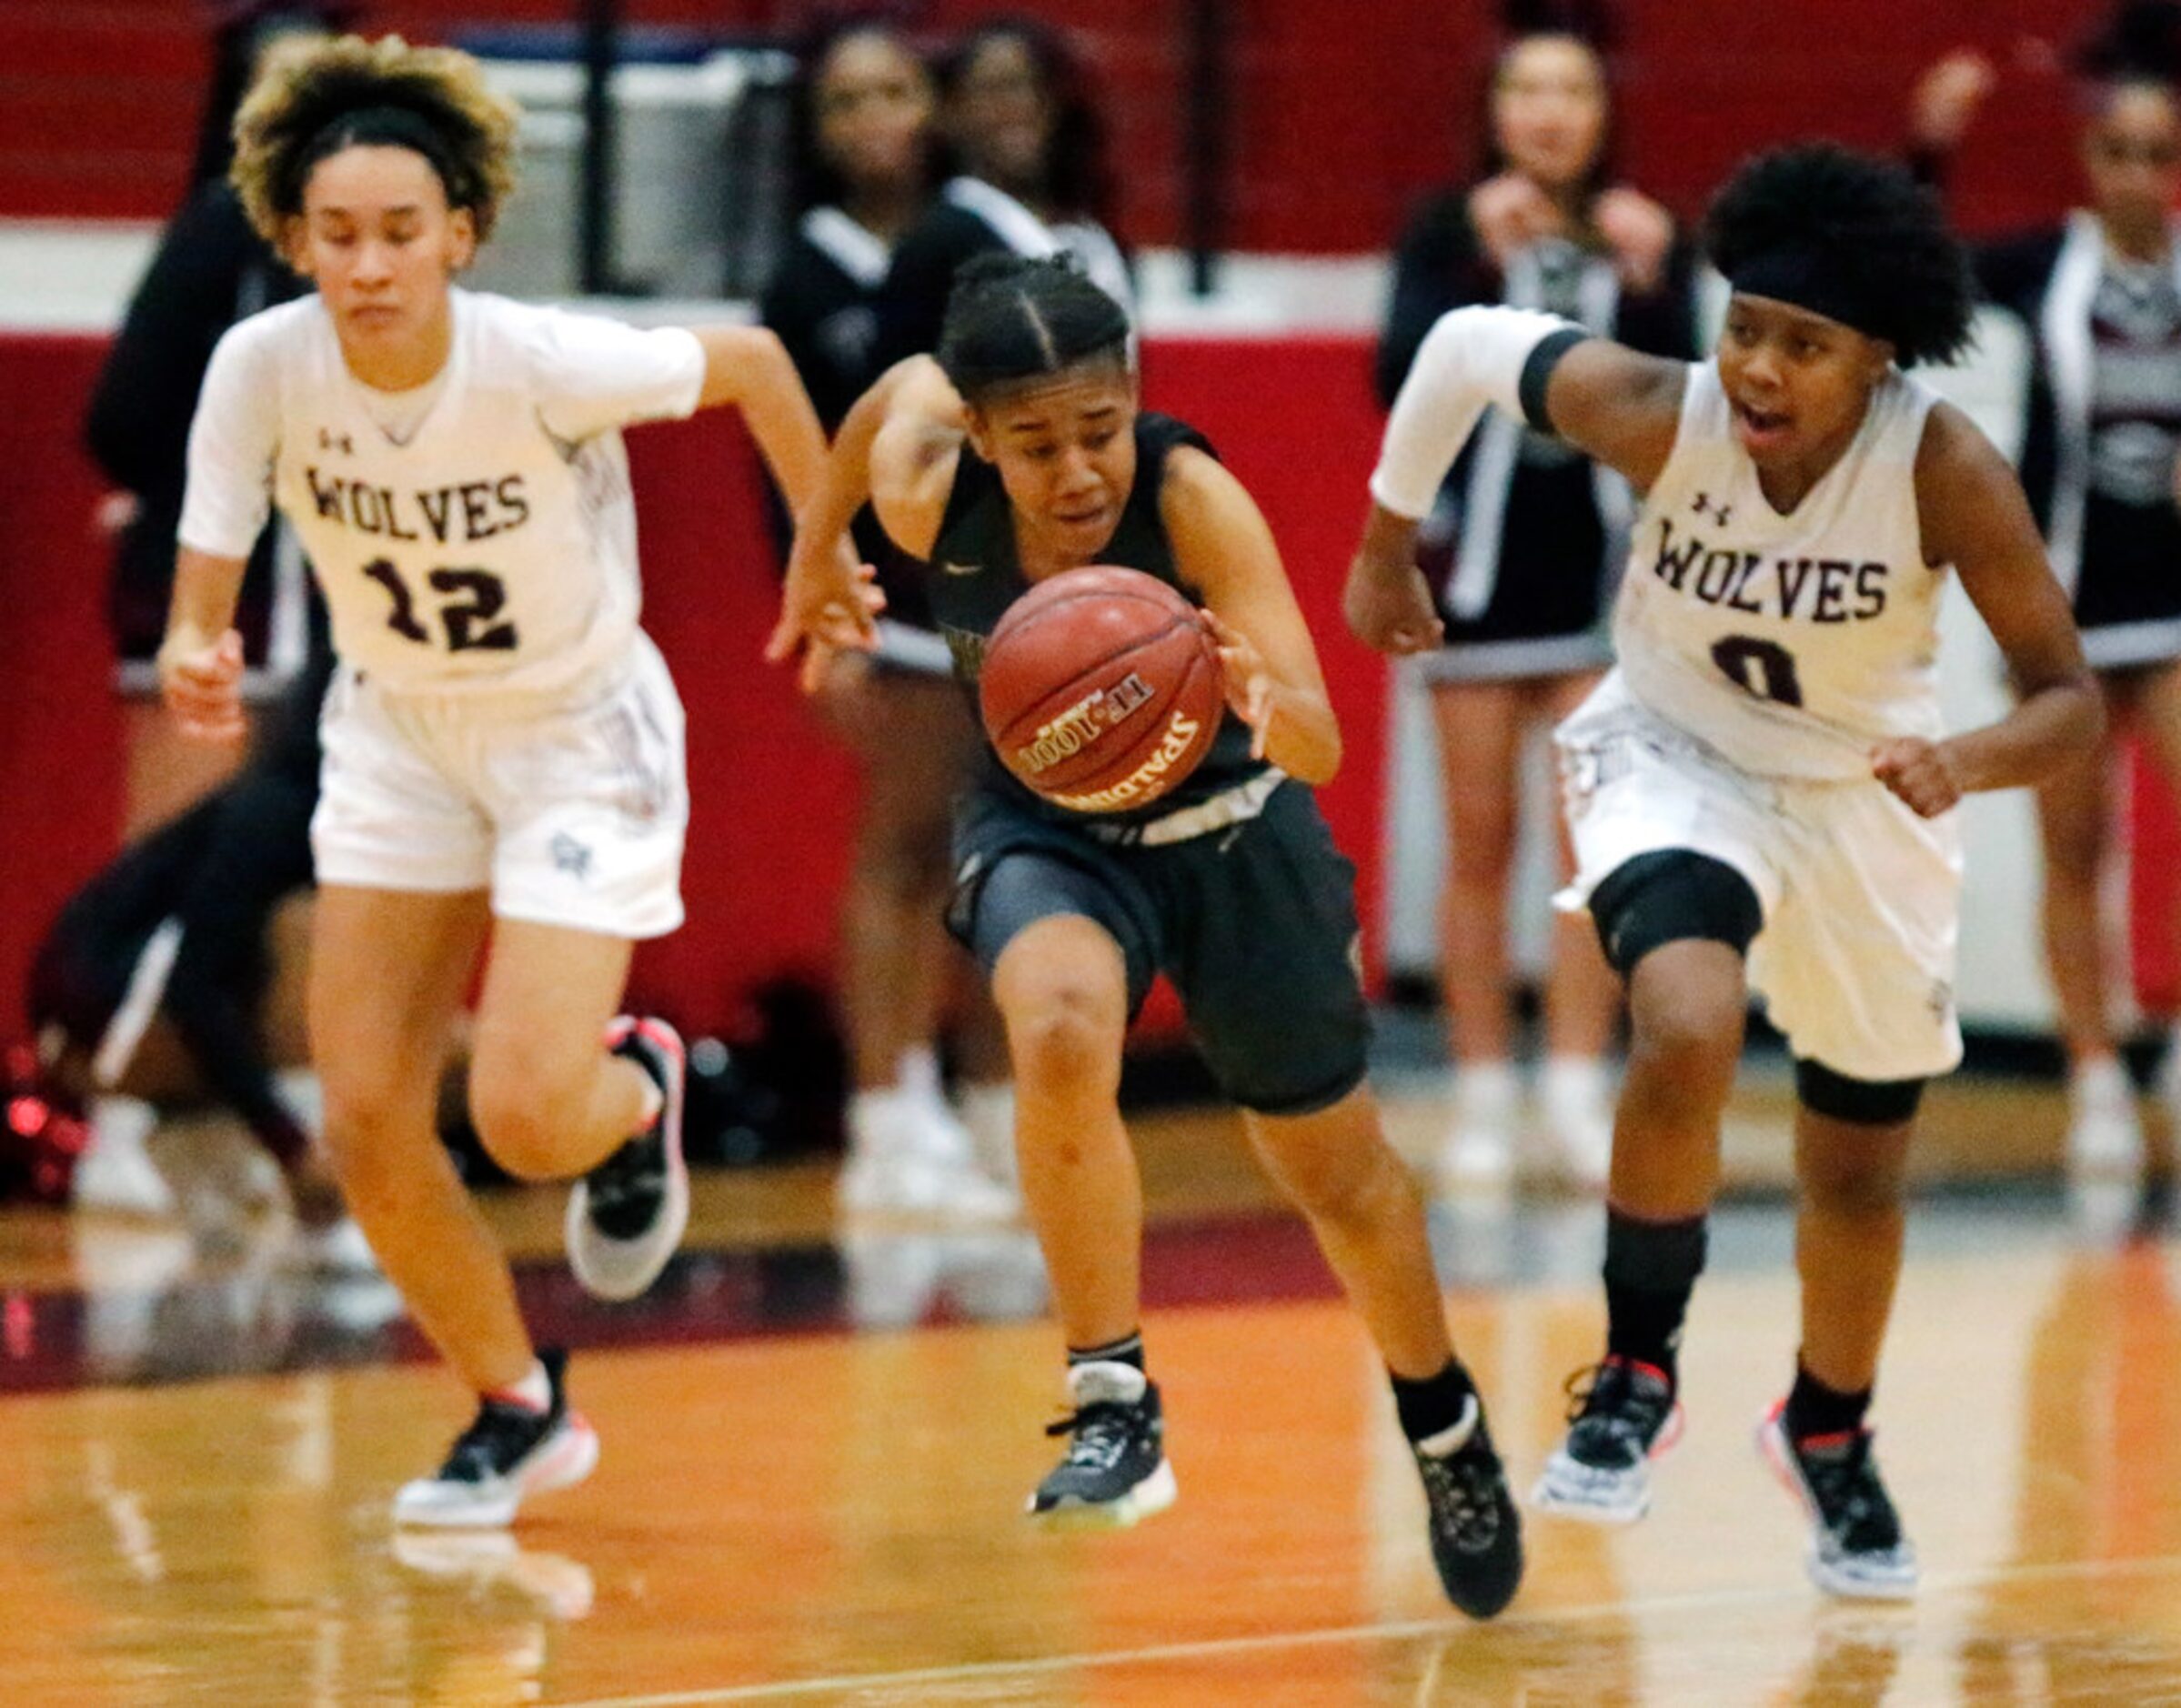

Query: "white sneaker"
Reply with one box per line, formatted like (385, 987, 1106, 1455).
(393, 1351, 598, 1529)
(1440, 1062, 1521, 1190)
(72, 1098, 175, 1218)
(2065, 1057, 2144, 1178)
(566, 1017, 689, 1302)
(291, 1215, 379, 1275)
(1538, 1056, 1615, 1191)
(838, 1089, 1019, 1221)
(954, 1080, 1020, 1191)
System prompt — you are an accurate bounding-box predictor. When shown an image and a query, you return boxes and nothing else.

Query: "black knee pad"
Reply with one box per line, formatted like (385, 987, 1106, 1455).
(1795, 1058, 1926, 1125)
(1588, 849, 1764, 978)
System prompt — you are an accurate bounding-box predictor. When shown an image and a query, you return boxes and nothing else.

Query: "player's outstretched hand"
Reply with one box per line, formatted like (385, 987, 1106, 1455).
(1872, 736, 1964, 818)
(1203, 609, 1278, 759)
(1342, 551, 1444, 655)
(765, 555, 885, 694)
(157, 628, 246, 742)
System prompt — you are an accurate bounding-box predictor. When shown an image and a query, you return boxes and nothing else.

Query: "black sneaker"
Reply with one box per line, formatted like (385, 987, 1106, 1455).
(1026, 1361, 1178, 1529)
(1412, 1395, 1523, 1618)
(567, 1017, 688, 1301)
(1531, 1354, 1683, 1523)
(1758, 1402, 1918, 1600)
(393, 1348, 599, 1528)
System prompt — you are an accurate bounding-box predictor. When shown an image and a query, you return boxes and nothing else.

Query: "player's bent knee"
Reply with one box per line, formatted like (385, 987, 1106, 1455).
(1795, 1058, 1925, 1128)
(1625, 976, 1744, 1079)
(1591, 849, 1763, 980)
(1003, 992, 1123, 1090)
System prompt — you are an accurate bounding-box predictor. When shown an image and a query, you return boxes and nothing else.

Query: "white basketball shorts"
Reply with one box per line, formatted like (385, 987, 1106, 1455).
(312, 632, 688, 939)
(1553, 674, 1963, 1083)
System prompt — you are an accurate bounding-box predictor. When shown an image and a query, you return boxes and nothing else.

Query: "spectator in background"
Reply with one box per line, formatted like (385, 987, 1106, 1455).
(871, 15, 1131, 373)
(823, 12, 1133, 1217)
(1372, 2, 1700, 1192)
(1909, 1, 2181, 1180)
(762, 16, 1017, 1222)
(84, 3, 349, 834)
(29, 634, 372, 1270)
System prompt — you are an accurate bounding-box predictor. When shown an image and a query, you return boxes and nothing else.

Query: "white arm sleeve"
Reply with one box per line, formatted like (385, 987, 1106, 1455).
(1367, 306, 1581, 519)
(532, 309, 706, 443)
(178, 318, 281, 559)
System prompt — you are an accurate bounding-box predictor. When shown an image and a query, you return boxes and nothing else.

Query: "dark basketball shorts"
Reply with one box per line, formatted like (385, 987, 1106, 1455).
(947, 779, 1371, 1116)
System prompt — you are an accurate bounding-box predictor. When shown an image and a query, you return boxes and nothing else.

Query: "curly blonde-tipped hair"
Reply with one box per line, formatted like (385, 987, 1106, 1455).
(231, 34, 520, 246)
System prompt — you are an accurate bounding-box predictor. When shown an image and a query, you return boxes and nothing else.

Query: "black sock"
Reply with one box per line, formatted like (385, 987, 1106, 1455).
(1068, 1331, 1145, 1372)
(1784, 1361, 1872, 1442)
(1603, 1207, 1707, 1384)
(1390, 1360, 1477, 1445)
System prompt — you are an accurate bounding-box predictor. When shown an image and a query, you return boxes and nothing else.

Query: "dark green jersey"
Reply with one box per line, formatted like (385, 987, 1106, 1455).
(922, 411, 1266, 824)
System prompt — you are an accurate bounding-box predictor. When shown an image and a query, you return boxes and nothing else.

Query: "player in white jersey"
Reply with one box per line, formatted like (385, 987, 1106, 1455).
(1346, 145, 2102, 1599)
(156, 35, 857, 1528)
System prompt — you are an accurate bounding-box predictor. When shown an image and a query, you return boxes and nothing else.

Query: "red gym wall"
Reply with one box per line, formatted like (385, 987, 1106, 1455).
(0, 330, 1392, 1042)
(0, 1, 2113, 240)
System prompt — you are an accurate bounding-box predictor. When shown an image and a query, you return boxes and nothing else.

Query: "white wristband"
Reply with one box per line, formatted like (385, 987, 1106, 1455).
(1368, 306, 1580, 519)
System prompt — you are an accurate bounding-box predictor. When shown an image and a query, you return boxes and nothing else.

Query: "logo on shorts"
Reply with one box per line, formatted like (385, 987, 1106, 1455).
(550, 833, 594, 880)
(1928, 979, 1953, 1021)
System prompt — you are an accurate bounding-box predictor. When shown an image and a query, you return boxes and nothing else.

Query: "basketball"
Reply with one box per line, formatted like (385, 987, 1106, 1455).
(979, 566, 1227, 814)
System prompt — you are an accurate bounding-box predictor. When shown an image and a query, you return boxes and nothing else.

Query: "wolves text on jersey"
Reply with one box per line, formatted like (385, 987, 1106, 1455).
(304, 467, 531, 545)
(1647, 517, 1890, 625)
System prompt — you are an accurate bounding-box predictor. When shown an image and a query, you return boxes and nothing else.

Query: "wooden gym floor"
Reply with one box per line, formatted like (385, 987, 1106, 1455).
(1, 1060, 2177, 1705)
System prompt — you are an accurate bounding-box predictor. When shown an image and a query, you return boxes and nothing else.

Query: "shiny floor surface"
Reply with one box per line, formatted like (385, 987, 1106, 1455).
(4, 1068, 2179, 1705)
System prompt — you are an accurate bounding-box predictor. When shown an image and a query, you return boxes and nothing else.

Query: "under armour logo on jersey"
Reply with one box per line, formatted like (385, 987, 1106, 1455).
(550, 834, 594, 880)
(1692, 491, 1733, 526)
(317, 427, 354, 455)
(941, 560, 982, 578)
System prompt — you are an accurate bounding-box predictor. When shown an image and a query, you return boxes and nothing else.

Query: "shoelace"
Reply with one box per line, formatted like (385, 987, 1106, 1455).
(1794, 1432, 1901, 1550)
(1046, 1402, 1138, 1472)
(439, 1398, 554, 1483)
(1563, 1360, 1673, 1452)
(1416, 1448, 1503, 1546)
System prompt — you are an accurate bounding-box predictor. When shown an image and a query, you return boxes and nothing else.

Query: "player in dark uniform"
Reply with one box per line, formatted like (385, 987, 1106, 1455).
(773, 253, 1523, 1620)
(1908, 10, 2181, 1174)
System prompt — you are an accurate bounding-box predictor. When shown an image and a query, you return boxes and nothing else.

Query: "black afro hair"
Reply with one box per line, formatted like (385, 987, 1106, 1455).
(1704, 142, 1977, 368)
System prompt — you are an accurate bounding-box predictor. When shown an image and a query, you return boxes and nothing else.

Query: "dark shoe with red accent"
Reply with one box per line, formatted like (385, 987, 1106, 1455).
(1757, 1402, 1918, 1600)
(1530, 1354, 1683, 1524)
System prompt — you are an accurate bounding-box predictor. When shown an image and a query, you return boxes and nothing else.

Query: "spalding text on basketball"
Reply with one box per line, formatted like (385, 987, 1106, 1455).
(1051, 709, 1203, 811)
(1014, 672, 1156, 777)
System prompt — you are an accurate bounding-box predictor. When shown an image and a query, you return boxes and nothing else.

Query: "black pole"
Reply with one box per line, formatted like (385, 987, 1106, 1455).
(1181, 0, 1228, 297)
(578, 0, 619, 295)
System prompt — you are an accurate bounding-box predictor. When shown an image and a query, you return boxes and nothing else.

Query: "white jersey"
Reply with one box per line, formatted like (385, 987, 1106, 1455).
(180, 289, 705, 697)
(1613, 360, 1946, 779)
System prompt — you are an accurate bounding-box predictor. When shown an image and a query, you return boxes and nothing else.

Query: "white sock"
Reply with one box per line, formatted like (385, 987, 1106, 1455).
(2073, 1054, 2132, 1109)
(1541, 1054, 1609, 1098)
(494, 1360, 551, 1412)
(1454, 1060, 1522, 1115)
(897, 1044, 944, 1108)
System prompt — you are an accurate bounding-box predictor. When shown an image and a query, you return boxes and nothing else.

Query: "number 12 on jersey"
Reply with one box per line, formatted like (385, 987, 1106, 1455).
(362, 558, 518, 652)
